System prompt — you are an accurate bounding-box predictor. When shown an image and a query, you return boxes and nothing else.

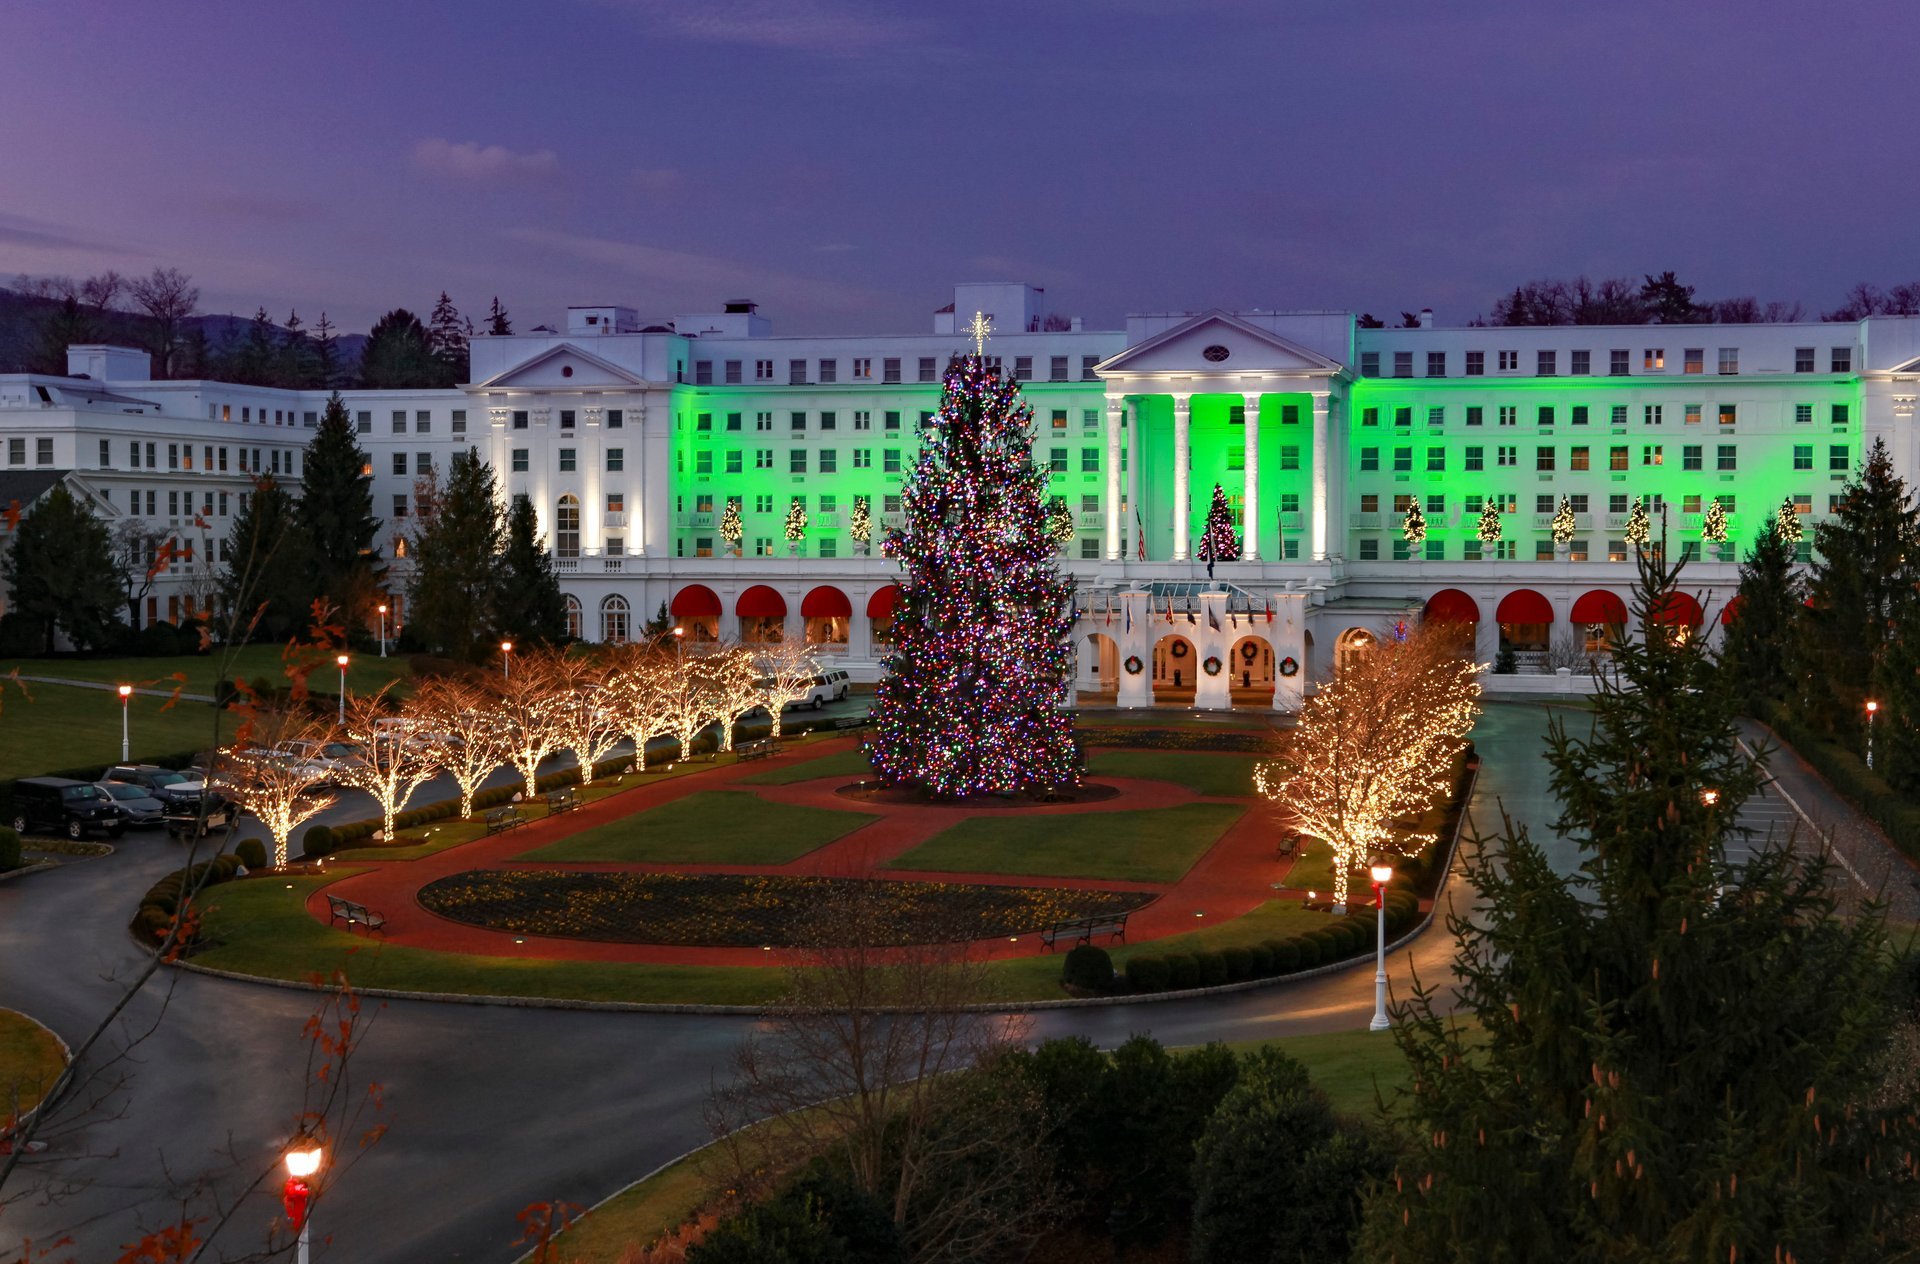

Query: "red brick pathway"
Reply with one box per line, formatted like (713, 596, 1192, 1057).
(305, 737, 1309, 966)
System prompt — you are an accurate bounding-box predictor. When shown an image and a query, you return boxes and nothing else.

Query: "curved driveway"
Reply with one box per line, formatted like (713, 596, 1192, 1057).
(0, 703, 1562, 1262)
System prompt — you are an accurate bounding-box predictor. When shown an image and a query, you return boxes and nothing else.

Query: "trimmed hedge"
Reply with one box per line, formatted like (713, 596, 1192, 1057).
(234, 838, 267, 870)
(127, 852, 247, 948)
(1763, 707, 1920, 863)
(1118, 896, 1427, 994)
(1126, 955, 1172, 991)
(1062, 944, 1114, 992)
(0, 826, 20, 872)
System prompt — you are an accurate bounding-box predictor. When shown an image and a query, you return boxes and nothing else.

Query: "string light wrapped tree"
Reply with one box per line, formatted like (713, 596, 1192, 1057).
(1550, 495, 1577, 549)
(849, 496, 872, 556)
(1702, 498, 1728, 547)
(1198, 483, 1240, 578)
(1475, 498, 1503, 556)
(719, 498, 743, 558)
(869, 351, 1080, 799)
(1776, 494, 1804, 545)
(784, 498, 809, 556)
(1402, 502, 1427, 553)
(1624, 498, 1652, 549)
(1046, 501, 1076, 553)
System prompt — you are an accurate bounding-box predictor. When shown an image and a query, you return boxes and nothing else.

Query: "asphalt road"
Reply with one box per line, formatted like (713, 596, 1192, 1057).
(2, 702, 1563, 1262)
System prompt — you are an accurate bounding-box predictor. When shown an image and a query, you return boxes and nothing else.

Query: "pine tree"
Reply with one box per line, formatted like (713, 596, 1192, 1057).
(485, 296, 512, 336)
(1, 483, 122, 652)
(1403, 503, 1428, 549)
(427, 291, 468, 386)
(784, 498, 808, 553)
(297, 392, 383, 616)
(1046, 500, 1076, 550)
(1720, 517, 1800, 711)
(312, 312, 339, 389)
(868, 354, 1079, 798)
(1358, 548, 1920, 1262)
(217, 475, 307, 641)
(849, 496, 871, 552)
(496, 492, 569, 645)
(1196, 483, 1238, 577)
(1795, 437, 1920, 737)
(719, 498, 744, 556)
(1877, 595, 1920, 794)
(1475, 499, 1503, 549)
(277, 309, 316, 389)
(406, 448, 504, 660)
(232, 307, 277, 385)
(358, 308, 436, 388)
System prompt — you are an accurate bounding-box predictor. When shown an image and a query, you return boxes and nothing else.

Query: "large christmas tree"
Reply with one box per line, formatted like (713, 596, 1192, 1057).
(869, 354, 1080, 798)
(1196, 483, 1238, 577)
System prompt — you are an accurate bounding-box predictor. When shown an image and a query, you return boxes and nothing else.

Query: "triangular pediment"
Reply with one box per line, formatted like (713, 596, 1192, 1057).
(472, 342, 652, 391)
(1890, 355, 1920, 375)
(1096, 311, 1344, 379)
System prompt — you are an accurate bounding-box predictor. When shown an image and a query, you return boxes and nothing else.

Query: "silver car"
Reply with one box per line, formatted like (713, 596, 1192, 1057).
(94, 780, 167, 828)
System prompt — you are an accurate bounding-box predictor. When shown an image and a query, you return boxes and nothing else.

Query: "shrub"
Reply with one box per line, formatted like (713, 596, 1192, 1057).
(1292, 935, 1322, 969)
(234, 838, 267, 870)
(1305, 927, 1343, 962)
(1246, 943, 1274, 977)
(1222, 945, 1254, 982)
(1126, 955, 1172, 992)
(1195, 950, 1229, 987)
(0, 826, 20, 872)
(1062, 943, 1114, 991)
(1166, 953, 1201, 990)
(1266, 938, 1301, 973)
(303, 825, 337, 857)
(211, 853, 241, 880)
(132, 904, 172, 943)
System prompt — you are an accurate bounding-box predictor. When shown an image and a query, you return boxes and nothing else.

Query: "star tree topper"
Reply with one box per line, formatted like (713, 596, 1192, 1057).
(968, 310, 993, 358)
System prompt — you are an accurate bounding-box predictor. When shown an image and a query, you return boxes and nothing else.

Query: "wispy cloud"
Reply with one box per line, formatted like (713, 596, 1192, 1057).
(0, 212, 137, 257)
(412, 138, 560, 182)
(589, 0, 929, 54)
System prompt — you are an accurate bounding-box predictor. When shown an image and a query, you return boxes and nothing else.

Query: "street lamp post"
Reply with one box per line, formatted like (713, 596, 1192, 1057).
(377, 603, 388, 658)
(500, 640, 513, 680)
(335, 654, 349, 725)
(1867, 699, 1879, 771)
(673, 625, 685, 662)
(1368, 860, 1395, 1032)
(283, 1140, 324, 1264)
(117, 684, 132, 761)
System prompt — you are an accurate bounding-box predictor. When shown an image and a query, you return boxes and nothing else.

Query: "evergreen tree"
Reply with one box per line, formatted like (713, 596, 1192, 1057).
(1794, 437, 1920, 736)
(1, 483, 122, 652)
(719, 498, 743, 556)
(1877, 593, 1920, 794)
(496, 493, 569, 645)
(277, 309, 316, 389)
(784, 498, 808, 552)
(406, 448, 504, 659)
(1475, 499, 1503, 550)
(311, 311, 339, 389)
(217, 475, 307, 641)
(1720, 517, 1801, 711)
(297, 392, 383, 616)
(1359, 548, 1920, 1263)
(868, 354, 1079, 798)
(357, 308, 437, 388)
(427, 291, 468, 386)
(30, 295, 101, 375)
(848, 496, 871, 553)
(232, 307, 277, 385)
(1196, 482, 1238, 577)
(485, 296, 512, 336)
(1640, 269, 1706, 323)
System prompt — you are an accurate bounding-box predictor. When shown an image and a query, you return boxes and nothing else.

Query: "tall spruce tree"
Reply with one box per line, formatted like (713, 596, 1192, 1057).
(357, 308, 437, 388)
(427, 291, 468, 386)
(1196, 482, 1238, 578)
(1794, 437, 1920, 736)
(1874, 583, 1920, 794)
(2, 483, 121, 652)
(217, 475, 307, 641)
(485, 296, 512, 336)
(311, 312, 339, 389)
(297, 392, 382, 617)
(496, 494, 569, 645)
(1359, 547, 1920, 1263)
(867, 354, 1079, 798)
(1719, 517, 1801, 711)
(406, 448, 504, 660)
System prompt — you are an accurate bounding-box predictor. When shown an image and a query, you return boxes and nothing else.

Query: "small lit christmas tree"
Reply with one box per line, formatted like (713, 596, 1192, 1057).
(1402, 502, 1427, 550)
(1624, 498, 1651, 549)
(719, 499, 743, 557)
(1550, 495, 1577, 547)
(869, 354, 1079, 798)
(1475, 498, 1503, 553)
(784, 498, 808, 554)
(1196, 483, 1239, 578)
(1702, 498, 1728, 544)
(849, 496, 872, 554)
(1775, 495, 1803, 544)
(1046, 501, 1076, 551)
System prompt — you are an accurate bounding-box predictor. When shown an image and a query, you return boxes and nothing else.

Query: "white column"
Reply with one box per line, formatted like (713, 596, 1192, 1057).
(1104, 393, 1124, 559)
(1172, 393, 1192, 561)
(1117, 592, 1152, 708)
(1310, 391, 1330, 561)
(1242, 390, 1261, 561)
(633, 398, 651, 556)
(1128, 402, 1141, 560)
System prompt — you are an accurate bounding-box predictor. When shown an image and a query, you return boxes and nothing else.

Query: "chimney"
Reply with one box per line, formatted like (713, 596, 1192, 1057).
(1418, 308, 1435, 329)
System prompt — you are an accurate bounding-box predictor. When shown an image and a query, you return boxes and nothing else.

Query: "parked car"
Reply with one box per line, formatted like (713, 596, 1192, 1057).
(94, 780, 167, 828)
(106, 764, 205, 809)
(270, 740, 366, 781)
(11, 777, 125, 839)
(796, 670, 852, 710)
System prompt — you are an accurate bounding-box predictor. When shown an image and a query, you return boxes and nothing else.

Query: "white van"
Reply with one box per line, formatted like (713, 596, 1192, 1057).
(792, 670, 851, 710)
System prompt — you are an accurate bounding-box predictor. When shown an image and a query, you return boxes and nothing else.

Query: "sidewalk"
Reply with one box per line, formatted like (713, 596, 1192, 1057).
(9, 674, 217, 704)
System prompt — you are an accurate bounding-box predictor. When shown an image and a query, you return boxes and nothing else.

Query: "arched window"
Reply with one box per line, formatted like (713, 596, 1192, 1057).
(556, 494, 580, 559)
(600, 594, 630, 644)
(564, 594, 583, 641)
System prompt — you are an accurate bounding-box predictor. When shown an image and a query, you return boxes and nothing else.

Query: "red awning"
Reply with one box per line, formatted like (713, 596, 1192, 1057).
(1720, 594, 1744, 625)
(737, 585, 787, 618)
(1649, 591, 1704, 627)
(1423, 589, 1479, 623)
(1496, 589, 1554, 624)
(801, 585, 852, 618)
(670, 585, 721, 617)
(866, 584, 901, 618)
(1571, 590, 1627, 625)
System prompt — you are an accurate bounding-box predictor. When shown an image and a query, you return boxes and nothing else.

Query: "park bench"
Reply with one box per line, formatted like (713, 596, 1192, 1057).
(325, 894, 387, 935)
(545, 787, 578, 815)
(1276, 830, 1300, 858)
(485, 805, 525, 835)
(736, 738, 776, 762)
(1041, 911, 1131, 952)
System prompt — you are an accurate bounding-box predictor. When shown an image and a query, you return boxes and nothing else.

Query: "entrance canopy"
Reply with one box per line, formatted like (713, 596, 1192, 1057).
(1495, 589, 1553, 624)
(737, 585, 787, 618)
(867, 584, 901, 618)
(670, 585, 721, 617)
(1423, 589, 1479, 623)
(1571, 590, 1627, 625)
(1649, 592, 1704, 628)
(801, 586, 852, 618)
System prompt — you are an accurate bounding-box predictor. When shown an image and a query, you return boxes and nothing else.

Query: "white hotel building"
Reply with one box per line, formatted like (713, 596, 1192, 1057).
(5, 279, 1920, 710)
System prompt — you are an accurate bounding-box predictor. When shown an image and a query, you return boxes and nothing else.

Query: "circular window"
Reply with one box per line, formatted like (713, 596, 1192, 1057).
(1202, 344, 1231, 363)
(561, 364, 574, 378)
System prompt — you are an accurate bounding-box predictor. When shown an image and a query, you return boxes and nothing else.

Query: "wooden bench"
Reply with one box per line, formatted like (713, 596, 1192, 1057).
(1041, 911, 1130, 952)
(326, 894, 387, 935)
(736, 738, 776, 762)
(485, 805, 525, 835)
(544, 787, 578, 815)
(1276, 830, 1301, 858)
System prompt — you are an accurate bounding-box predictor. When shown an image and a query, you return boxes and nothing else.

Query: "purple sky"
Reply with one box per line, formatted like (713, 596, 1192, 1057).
(3, 0, 1913, 336)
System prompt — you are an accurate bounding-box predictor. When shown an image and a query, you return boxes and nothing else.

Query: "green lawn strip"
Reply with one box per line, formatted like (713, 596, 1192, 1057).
(518, 791, 877, 866)
(1085, 750, 1261, 798)
(0, 1008, 67, 1115)
(892, 802, 1245, 885)
(0, 682, 234, 780)
(735, 746, 875, 786)
(191, 874, 786, 1006)
(1, 645, 410, 698)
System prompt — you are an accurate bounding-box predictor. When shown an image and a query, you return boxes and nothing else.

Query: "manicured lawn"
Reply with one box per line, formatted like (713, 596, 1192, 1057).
(518, 790, 877, 865)
(736, 746, 875, 786)
(0, 1007, 67, 1115)
(1, 645, 410, 697)
(1085, 750, 1262, 798)
(891, 802, 1245, 884)
(0, 682, 233, 780)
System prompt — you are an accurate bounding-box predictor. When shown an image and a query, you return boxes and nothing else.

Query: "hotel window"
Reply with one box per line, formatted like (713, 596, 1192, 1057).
(696, 412, 712, 432)
(790, 411, 806, 432)
(884, 410, 901, 431)
(1570, 350, 1590, 374)
(1537, 350, 1557, 375)
(1609, 446, 1629, 471)
(1497, 445, 1517, 467)
(692, 450, 712, 476)
(1498, 350, 1518, 371)
(1428, 406, 1445, 425)
(1832, 404, 1850, 425)
(725, 412, 742, 431)
(1228, 404, 1245, 426)
(789, 359, 808, 385)
(559, 448, 577, 472)
(755, 411, 772, 431)
(820, 411, 837, 431)
(1360, 352, 1380, 376)
(1359, 539, 1380, 561)
(1538, 406, 1555, 426)
(1362, 407, 1379, 426)
(1465, 406, 1483, 426)
(884, 449, 902, 473)
(1082, 448, 1101, 472)
(1498, 406, 1517, 426)
(1361, 494, 1380, 512)
(853, 449, 872, 469)
(883, 357, 902, 383)
(1464, 446, 1484, 471)
(818, 359, 837, 383)
(694, 360, 713, 385)
(413, 410, 430, 433)
(1393, 351, 1413, 377)
(789, 450, 807, 474)
(1274, 443, 1298, 469)
(1610, 349, 1630, 375)
(853, 357, 873, 379)
(1392, 537, 1413, 561)
(1537, 446, 1556, 471)
(1642, 405, 1664, 426)
(1393, 447, 1413, 473)
(853, 410, 871, 431)
(1682, 445, 1702, 470)
(1718, 404, 1736, 427)
(1044, 355, 1068, 384)
(1081, 355, 1101, 381)
(1683, 348, 1704, 374)
(1793, 445, 1813, 470)
(754, 359, 773, 381)
(1052, 409, 1069, 430)
(5, 438, 22, 465)
(1571, 405, 1589, 426)
(820, 449, 838, 473)
(512, 410, 528, 430)
(919, 357, 938, 382)
(393, 494, 409, 518)
(1718, 348, 1739, 375)
(919, 411, 935, 429)
(1427, 447, 1446, 472)
(449, 409, 467, 435)
(604, 409, 622, 429)
(1049, 448, 1068, 473)
(1394, 407, 1412, 427)
(607, 448, 625, 472)
(1642, 445, 1663, 466)
(723, 360, 742, 384)
(1831, 347, 1852, 372)
(1830, 445, 1850, 471)
(97, 439, 111, 467)
(391, 453, 408, 476)
(754, 449, 772, 468)
(1717, 445, 1737, 471)
(1570, 446, 1590, 471)
(1795, 404, 1813, 425)
(1014, 356, 1033, 381)
(1083, 408, 1101, 429)
(1360, 447, 1380, 472)
(1793, 494, 1813, 515)
(725, 450, 742, 474)
(1535, 539, 1558, 561)
(1644, 348, 1665, 370)
(1683, 494, 1703, 513)
(1794, 347, 1815, 373)
(391, 410, 407, 433)
(355, 410, 373, 433)
(1465, 350, 1485, 376)
(1428, 351, 1446, 376)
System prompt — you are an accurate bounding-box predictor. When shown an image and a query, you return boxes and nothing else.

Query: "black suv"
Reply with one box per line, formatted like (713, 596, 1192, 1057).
(12, 777, 125, 840)
(105, 764, 202, 809)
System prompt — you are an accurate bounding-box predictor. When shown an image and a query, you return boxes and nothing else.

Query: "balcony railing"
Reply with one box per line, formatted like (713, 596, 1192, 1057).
(604, 511, 627, 528)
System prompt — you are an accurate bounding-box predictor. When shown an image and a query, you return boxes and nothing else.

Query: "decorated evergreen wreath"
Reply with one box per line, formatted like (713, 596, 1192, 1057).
(1123, 655, 1144, 675)
(1278, 656, 1300, 677)
(1202, 655, 1223, 676)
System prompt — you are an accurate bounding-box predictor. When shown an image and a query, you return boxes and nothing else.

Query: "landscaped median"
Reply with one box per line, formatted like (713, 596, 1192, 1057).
(0, 1007, 69, 1119)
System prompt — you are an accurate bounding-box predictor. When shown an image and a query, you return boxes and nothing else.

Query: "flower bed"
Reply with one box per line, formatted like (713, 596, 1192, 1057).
(416, 871, 1156, 947)
(1073, 725, 1272, 753)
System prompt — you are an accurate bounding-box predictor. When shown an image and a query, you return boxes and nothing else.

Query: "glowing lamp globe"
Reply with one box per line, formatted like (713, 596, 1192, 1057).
(117, 684, 132, 699)
(335, 654, 349, 668)
(1867, 700, 1879, 714)
(284, 1143, 323, 1178)
(1370, 863, 1395, 885)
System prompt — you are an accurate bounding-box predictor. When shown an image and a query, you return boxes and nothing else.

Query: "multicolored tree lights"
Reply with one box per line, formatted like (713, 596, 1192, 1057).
(868, 355, 1080, 798)
(1197, 483, 1239, 576)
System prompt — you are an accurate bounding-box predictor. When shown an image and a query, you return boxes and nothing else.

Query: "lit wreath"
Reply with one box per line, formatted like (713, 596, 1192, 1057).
(1169, 640, 1190, 659)
(1202, 655, 1223, 676)
(1123, 654, 1144, 676)
(1278, 656, 1300, 677)
(1240, 641, 1259, 662)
